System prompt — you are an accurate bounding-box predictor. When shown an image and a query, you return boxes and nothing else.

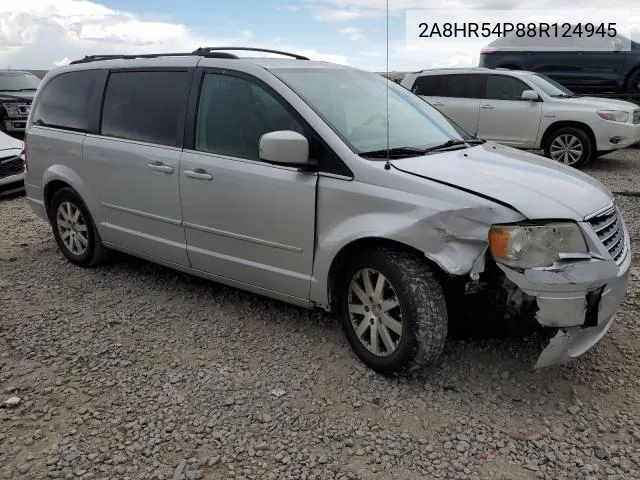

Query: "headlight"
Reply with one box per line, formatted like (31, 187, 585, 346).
(2, 102, 22, 117)
(597, 110, 629, 123)
(488, 222, 588, 268)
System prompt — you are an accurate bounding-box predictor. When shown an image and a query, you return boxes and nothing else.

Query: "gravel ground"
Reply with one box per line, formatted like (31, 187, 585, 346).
(1, 148, 639, 480)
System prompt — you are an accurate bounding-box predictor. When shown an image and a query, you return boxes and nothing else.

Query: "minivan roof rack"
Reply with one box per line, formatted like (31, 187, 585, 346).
(68, 47, 309, 65)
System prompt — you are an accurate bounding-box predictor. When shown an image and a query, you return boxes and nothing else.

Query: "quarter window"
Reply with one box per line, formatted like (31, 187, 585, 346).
(31, 70, 99, 132)
(100, 70, 191, 147)
(484, 75, 531, 101)
(195, 73, 303, 161)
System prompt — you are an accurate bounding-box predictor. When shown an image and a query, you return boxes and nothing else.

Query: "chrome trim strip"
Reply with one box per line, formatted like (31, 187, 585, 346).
(183, 222, 303, 253)
(584, 201, 615, 221)
(100, 202, 181, 226)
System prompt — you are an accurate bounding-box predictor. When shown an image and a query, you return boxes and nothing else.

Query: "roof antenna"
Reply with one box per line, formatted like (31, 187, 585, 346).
(384, 0, 391, 171)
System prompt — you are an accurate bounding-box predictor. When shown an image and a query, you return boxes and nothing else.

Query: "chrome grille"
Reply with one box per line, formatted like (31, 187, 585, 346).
(587, 206, 627, 264)
(0, 155, 24, 179)
(633, 110, 640, 124)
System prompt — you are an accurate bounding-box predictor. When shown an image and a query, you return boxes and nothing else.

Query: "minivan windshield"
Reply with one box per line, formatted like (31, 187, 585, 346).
(271, 67, 474, 156)
(0, 72, 41, 92)
(525, 73, 575, 98)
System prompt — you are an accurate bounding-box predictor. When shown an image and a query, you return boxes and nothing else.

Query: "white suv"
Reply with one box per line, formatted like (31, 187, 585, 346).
(400, 67, 640, 168)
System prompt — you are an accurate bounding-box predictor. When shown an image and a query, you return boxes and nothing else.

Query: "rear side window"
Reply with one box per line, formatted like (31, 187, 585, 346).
(439, 74, 483, 98)
(31, 70, 99, 132)
(100, 70, 191, 147)
(411, 75, 442, 96)
(484, 75, 530, 101)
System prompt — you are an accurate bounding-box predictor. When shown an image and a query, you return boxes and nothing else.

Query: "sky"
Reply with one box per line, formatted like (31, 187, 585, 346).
(1, 0, 639, 71)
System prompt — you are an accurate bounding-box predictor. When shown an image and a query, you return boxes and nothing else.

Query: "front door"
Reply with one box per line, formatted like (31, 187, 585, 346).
(476, 74, 542, 148)
(179, 71, 317, 300)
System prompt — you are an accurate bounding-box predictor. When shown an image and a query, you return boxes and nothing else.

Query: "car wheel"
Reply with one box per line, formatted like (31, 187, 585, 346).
(338, 247, 448, 376)
(49, 187, 109, 267)
(625, 69, 640, 93)
(543, 127, 593, 169)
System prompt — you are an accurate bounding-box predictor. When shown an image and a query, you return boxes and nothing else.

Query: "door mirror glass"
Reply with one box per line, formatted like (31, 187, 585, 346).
(521, 89, 539, 101)
(259, 130, 310, 166)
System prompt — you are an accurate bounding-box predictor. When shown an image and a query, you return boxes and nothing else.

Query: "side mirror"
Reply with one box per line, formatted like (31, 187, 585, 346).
(521, 89, 540, 101)
(259, 130, 311, 167)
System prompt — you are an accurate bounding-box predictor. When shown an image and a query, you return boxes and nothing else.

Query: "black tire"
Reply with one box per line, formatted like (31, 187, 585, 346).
(625, 69, 640, 93)
(338, 247, 448, 376)
(48, 187, 109, 267)
(543, 126, 593, 169)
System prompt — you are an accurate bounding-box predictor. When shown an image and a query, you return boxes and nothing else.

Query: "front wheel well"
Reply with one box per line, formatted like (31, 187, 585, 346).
(326, 237, 449, 317)
(44, 180, 73, 216)
(540, 121, 596, 150)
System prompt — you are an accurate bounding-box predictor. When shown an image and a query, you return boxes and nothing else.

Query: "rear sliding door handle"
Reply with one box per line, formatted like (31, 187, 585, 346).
(431, 101, 444, 106)
(185, 168, 213, 180)
(147, 161, 174, 173)
(481, 104, 494, 109)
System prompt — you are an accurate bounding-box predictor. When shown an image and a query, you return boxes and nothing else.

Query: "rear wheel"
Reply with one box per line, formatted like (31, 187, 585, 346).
(543, 127, 593, 169)
(338, 247, 448, 376)
(625, 69, 640, 93)
(48, 187, 109, 267)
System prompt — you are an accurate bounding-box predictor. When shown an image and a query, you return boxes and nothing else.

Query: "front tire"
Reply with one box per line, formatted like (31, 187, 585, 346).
(543, 126, 593, 169)
(48, 187, 109, 267)
(338, 247, 448, 376)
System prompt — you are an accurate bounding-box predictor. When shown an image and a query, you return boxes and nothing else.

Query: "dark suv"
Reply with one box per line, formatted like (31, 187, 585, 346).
(479, 31, 640, 94)
(0, 70, 41, 138)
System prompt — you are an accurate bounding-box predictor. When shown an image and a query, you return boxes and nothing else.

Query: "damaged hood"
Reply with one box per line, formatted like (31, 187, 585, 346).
(391, 142, 612, 220)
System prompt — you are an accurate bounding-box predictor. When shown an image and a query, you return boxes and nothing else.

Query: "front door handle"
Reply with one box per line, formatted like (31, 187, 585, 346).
(185, 168, 213, 180)
(431, 101, 444, 106)
(481, 104, 494, 109)
(148, 161, 174, 173)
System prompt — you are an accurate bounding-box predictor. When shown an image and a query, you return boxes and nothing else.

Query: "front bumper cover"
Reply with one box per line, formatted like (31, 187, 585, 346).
(495, 219, 631, 369)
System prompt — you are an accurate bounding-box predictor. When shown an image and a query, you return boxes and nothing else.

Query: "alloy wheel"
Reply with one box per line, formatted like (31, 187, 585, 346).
(347, 268, 403, 357)
(56, 201, 89, 256)
(549, 134, 584, 165)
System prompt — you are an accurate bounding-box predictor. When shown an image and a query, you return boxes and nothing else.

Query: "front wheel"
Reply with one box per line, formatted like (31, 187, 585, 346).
(338, 247, 448, 376)
(543, 127, 593, 169)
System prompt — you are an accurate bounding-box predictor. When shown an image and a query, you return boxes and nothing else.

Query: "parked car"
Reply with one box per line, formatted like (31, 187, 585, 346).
(478, 28, 640, 94)
(0, 129, 25, 197)
(400, 67, 640, 168)
(0, 70, 41, 138)
(23, 48, 630, 375)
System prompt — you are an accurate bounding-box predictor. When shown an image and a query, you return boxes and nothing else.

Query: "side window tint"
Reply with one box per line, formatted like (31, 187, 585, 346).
(439, 74, 483, 98)
(195, 73, 303, 161)
(485, 75, 530, 101)
(411, 75, 440, 96)
(32, 70, 99, 132)
(100, 71, 190, 147)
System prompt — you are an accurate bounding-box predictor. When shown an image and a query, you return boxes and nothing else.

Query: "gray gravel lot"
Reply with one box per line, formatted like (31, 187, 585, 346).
(1, 148, 639, 480)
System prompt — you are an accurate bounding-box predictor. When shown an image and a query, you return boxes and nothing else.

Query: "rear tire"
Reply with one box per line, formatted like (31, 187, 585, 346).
(625, 69, 640, 93)
(48, 187, 109, 267)
(543, 126, 593, 169)
(338, 247, 448, 376)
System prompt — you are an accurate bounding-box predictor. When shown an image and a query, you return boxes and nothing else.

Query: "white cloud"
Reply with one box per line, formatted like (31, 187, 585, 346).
(0, 0, 348, 68)
(338, 26, 364, 40)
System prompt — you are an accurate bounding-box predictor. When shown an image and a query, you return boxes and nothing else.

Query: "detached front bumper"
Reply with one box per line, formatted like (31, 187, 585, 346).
(497, 209, 631, 369)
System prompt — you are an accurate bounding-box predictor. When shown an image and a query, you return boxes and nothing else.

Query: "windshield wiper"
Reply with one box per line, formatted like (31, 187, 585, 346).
(422, 138, 484, 153)
(360, 139, 484, 159)
(359, 146, 429, 159)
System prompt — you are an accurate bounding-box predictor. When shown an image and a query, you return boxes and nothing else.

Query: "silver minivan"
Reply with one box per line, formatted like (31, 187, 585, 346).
(23, 48, 631, 375)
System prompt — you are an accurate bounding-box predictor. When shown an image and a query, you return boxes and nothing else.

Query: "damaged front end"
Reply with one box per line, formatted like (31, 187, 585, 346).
(457, 204, 631, 369)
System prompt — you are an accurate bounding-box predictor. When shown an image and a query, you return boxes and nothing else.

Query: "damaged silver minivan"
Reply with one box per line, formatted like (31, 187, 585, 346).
(23, 48, 631, 375)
